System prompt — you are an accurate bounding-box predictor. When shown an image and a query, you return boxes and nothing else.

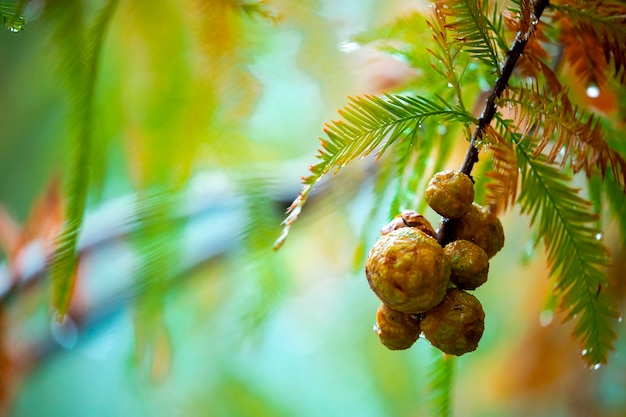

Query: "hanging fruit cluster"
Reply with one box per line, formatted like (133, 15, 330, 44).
(366, 170, 504, 355)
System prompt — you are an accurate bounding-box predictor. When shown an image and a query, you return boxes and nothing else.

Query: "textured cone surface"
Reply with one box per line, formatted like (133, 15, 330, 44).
(444, 240, 489, 290)
(381, 210, 436, 238)
(421, 288, 485, 356)
(366, 228, 450, 313)
(374, 303, 421, 350)
(449, 203, 504, 258)
(425, 170, 475, 219)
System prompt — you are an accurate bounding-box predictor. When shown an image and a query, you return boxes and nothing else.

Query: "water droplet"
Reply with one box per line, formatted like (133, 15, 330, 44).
(618, 316, 623, 323)
(530, 13, 539, 26)
(539, 309, 554, 327)
(582, 348, 588, 356)
(586, 85, 600, 98)
(595, 232, 603, 241)
(524, 242, 534, 258)
(4, 15, 25, 33)
(592, 363, 601, 371)
(338, 40, 360, 53)
(373, 323, 381, 335)
(50, 315, 79, 350)
(447, 82, 453, 88)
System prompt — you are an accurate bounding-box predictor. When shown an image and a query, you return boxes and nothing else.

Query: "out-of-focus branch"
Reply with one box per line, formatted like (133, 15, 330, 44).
(0, 161, 349, 385)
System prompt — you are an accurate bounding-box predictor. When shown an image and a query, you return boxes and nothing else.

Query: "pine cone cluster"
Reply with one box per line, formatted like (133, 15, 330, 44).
(366, 170, 504, 355)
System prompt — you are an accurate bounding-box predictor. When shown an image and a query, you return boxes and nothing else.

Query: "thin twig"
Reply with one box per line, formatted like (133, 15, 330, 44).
(437, 0, 550, 245)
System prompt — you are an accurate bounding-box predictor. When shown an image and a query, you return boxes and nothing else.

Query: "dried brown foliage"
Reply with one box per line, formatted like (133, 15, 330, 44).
(500, 83, 626, 189)
(483, 126, 519, 215)
(553, 0, 626, 86)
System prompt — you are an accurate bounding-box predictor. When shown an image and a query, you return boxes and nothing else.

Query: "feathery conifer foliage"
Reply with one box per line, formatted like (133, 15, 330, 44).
(428, 353, 455, 417)
(277, 0, 625, 382)
(274, 94, 474, 248)
(515, 135, 617, 367)
(46, 0, 120, 318)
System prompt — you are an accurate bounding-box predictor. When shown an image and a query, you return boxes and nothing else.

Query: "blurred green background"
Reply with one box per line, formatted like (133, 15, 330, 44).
(0, 1, 625, 416)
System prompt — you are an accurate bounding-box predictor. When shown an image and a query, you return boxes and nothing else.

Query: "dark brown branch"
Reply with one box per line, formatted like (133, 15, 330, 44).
(437, 0, 550, 246)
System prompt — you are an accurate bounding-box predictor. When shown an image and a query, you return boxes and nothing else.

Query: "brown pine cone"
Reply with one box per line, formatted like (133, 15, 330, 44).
(381, 210, 436, 238)
(421, 288, 485, 356)
(448, 203, 504, 258)
(373, 303, 421, 350)
(365, 228, 450, 313)
(425, 170, 475, 219)
(443, 240, 489, 290)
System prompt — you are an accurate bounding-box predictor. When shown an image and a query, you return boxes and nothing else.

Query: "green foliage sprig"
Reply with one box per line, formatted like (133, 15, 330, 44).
(428, 353, 455, 417)
(514, 133, 618, 367)
(440, 0, 505, 72)
(47, 0, 119, 318)
(273, 94, 474, 249)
